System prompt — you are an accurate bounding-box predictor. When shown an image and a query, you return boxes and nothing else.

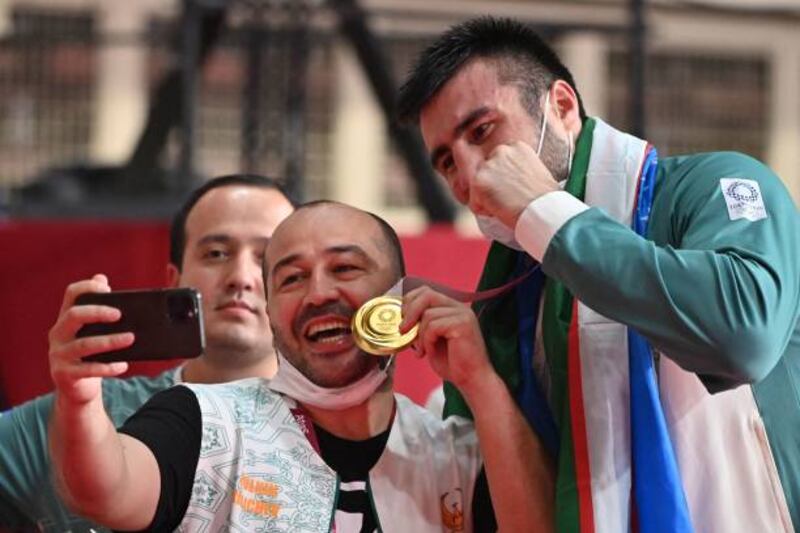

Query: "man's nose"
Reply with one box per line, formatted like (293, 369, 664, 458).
(451, 147, 483, 204)
(304, 270, 338, 306)
(226, 254, 258, 292)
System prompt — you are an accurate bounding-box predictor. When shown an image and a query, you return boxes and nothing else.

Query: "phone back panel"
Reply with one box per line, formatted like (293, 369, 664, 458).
(76, 288, 205, 363)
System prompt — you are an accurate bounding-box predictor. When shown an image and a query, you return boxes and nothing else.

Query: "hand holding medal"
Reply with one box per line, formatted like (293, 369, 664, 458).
(352, 267, 539, 356)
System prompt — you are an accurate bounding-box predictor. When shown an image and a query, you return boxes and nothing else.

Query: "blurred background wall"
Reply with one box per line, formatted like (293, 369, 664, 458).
(0, 0, 798, 407)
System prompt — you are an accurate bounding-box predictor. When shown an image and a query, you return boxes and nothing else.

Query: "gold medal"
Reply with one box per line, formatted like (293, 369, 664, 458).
(352, 296, 418, 356)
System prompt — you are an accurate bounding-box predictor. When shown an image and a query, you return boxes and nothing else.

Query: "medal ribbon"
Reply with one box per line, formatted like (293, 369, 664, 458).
(355, 268, 540, 355)
(396, 265, 540, 304)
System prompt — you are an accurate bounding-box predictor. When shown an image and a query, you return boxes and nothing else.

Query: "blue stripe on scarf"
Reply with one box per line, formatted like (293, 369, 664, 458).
(630, 147, 693, 532)
(515, 254, 560, 457)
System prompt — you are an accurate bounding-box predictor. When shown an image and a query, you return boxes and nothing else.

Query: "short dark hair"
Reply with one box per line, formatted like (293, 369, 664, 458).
(397, 16, 586, 124)
(170, 174, 294, 270)
(293, 200, 406, 279)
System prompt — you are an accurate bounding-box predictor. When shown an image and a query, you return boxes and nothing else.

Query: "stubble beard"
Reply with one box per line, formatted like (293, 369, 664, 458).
(271, 328, 376, 388)
(539, 128, 572, 183)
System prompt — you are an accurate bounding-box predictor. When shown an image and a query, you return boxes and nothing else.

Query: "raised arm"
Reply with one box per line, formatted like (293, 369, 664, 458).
(520, 153, 800, 391)
(402, 287, 555, 532)
(47, 275, 160, 529)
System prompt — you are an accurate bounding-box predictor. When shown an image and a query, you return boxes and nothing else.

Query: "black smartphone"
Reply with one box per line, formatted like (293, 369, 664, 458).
(76, 288, 205, 363)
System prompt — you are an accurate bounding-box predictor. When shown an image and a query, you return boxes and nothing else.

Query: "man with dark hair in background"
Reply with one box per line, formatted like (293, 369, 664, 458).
(48, 201, 554, 532)
(398, 16, 799, 532)
(0, 174, 294, 530)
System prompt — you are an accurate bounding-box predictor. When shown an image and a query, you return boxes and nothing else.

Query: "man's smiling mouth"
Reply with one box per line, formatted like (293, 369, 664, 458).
(305, 319, 352, 344)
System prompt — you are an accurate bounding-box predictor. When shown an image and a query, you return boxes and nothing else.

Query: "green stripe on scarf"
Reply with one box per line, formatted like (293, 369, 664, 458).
(545, 119, 593, 532)
(442, 119, 596, 532)
(442, 242, 520, 419)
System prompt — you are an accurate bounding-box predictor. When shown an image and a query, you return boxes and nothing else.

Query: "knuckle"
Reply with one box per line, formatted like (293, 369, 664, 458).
(477, 162, 494, 178)
(73, 336, 97, 356)
(48, 321, 62, 343)
(65, 280, 83, 295)
(96, 334, 118, 352)
(408, 286, 425, 299)
(472, 179, 490, 195)
(63, 306, 80, 322)
(47, 346, 60, 362)
(420, 286, 436, 300)
(65, 280, 90, 301)
(49, 346, 76, 369)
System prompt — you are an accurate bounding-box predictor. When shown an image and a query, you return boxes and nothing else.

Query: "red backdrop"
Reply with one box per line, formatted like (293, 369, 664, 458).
(0, 221, 488, 409)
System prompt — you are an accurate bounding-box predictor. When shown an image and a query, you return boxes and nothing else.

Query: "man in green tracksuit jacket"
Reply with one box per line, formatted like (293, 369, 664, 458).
(398, 16, 799, 532)
(0, 174, 294, 531)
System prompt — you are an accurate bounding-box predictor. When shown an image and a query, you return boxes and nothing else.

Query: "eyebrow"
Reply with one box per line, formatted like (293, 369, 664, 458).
(196, 234, 270, 247)
(270, 244, 376, 277)
(429, 106, 491, 168)
(197, 234, 232, 247)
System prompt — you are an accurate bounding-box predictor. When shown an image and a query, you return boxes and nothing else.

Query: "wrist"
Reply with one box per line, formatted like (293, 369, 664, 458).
(54, 389, 104, 419)
(458, 370, 506, 411)
(515, 190, 589, 261)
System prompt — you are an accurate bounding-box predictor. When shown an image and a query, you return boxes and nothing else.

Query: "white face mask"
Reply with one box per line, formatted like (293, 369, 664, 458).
(475, 214, 525, 251)
(269, 350, 393, 411)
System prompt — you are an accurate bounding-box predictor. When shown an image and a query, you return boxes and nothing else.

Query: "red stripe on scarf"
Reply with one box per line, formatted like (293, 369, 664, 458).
(568, 302, 595, 532)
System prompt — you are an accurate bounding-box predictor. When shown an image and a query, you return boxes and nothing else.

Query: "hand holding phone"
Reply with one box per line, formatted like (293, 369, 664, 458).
(76, 288, 205, 363)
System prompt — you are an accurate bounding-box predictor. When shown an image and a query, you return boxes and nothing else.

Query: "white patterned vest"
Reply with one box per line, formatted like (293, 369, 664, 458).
(180, 378, 482, 533)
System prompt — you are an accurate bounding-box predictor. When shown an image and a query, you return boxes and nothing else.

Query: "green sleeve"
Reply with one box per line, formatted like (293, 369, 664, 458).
(0, 370, 177, 529)
(0, 394, 107, 530)
(542, 152, 800, 392)
(0, 394, 57, 528)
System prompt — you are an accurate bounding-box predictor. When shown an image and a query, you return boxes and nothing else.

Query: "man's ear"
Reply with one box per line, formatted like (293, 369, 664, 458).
(552, 79, 581, 133)
(166, 263, 181, 288)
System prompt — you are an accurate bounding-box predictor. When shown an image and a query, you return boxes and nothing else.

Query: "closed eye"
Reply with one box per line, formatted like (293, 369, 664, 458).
(278, 272, 305, 287)
(469, 121, 493, 143)
(333, 264, 361, 275)
(439, 153, 455, 175)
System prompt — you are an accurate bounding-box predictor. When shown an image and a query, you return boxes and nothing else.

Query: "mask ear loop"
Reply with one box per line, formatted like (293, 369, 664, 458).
(567, 131, 574, 176)
(379, 354, 395, 372)
(535, 89, 551, 156)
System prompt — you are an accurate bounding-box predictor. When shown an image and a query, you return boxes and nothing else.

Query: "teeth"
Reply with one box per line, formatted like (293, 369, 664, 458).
(305, 319, 352, 345)
(316, 333, 348, 343)
(307, 321, 350, 337)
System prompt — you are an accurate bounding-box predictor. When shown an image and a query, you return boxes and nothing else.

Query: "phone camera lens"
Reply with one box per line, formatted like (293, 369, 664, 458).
(167, 292, 196, 321)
